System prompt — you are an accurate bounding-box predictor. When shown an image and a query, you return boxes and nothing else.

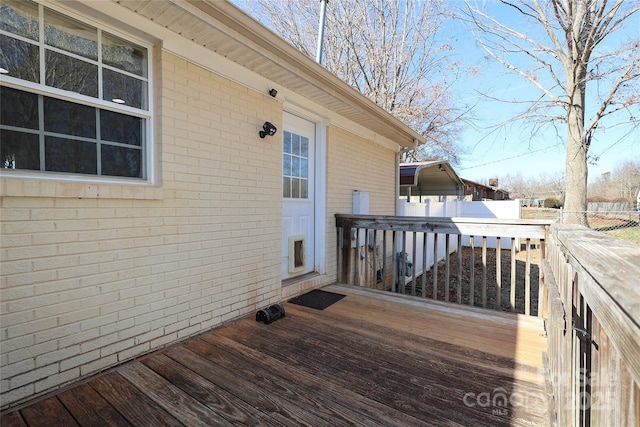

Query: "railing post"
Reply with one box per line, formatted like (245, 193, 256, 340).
(341, 224, 353, 284)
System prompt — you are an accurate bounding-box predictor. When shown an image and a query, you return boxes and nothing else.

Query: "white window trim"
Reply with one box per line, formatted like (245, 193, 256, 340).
(0, 0, 155, 187)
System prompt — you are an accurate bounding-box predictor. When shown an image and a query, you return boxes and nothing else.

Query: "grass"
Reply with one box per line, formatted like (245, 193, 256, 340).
(602, 226, 640, 245)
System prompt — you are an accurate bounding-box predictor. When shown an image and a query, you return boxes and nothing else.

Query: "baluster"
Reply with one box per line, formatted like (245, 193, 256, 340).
(433, 233, 438, 300)
(482, 236, 487, 308)
(364, 228, 369, 288)
(525, 237, 531, 316)
(354, 228, 360, 286)
(422, 231, 427, 298)
(411, 232, 417, 296)
(391, 230, 398, 293)
(445, 234, 450, 302)
(496, 237, 502, 310)
(469, 236, 475, 306)
(457, 234, 462, 304)
(336, 226, 342, 283)
(510, 237, 516, 312)
(382, 230, 388, 290)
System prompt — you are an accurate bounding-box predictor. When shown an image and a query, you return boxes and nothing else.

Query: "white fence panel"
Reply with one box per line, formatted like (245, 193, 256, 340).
(459, 200, 521, 248)
(398, 199, 521, 275)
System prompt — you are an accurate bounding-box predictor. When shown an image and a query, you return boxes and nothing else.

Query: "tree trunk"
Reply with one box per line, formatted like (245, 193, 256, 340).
(563, 107, 589, 225)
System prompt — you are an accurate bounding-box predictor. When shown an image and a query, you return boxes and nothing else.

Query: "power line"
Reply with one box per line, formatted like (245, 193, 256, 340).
(458, 144, 559, 170)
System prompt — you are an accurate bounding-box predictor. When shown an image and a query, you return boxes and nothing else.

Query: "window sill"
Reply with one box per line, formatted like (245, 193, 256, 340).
(0, 175, 163, 200)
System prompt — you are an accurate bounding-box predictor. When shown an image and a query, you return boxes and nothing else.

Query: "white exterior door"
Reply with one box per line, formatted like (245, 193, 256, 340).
(282, 112, 315, 279)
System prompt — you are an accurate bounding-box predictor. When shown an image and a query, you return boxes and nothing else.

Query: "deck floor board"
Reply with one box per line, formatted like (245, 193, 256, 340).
(1, 285, 550, 426)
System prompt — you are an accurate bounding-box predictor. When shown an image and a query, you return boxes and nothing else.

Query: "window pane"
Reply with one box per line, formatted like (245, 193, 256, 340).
(283, 131, 291, 154)
(291, 178, 300, 198)
(45, 136, 96, 174)
(101, 144, 141, 178)
(283, 153, 291, 176)
(103, 68, 146, 109)
(102, 32, 147, 77)
(300, 158, 308, 178)
(292, 156, 300, 177)
(0, 86, 38, 129)
(44, 97, 96, 138)
(1, 130, 40, 170)
(0, 34, 39, 82)
(292, 133, 300, 155)
(45, 50, 98, 97)
(301, 137, 308, 157)
(283, 177, 291, 198)
(0, 0, 39, 41)
(100, 110, 142, 146)
(300, 179, 308, 199)
(44, 8, 98, 60)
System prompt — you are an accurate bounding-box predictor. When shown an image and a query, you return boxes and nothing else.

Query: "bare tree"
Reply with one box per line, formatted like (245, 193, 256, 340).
(501, 171, 565, 201)
(464, 0, 640, 224)
(588, 159, 640, 201)
(244, 0, 470, 164)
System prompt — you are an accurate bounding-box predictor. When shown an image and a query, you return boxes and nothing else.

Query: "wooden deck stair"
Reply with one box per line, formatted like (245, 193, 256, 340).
(1, 284, 550, 426)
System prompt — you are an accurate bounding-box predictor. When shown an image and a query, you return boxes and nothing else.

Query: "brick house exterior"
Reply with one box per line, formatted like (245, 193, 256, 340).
(0, 0, 423, 408)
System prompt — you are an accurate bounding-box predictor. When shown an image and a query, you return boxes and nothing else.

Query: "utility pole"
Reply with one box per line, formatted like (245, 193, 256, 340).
(315, 0, 328, 64)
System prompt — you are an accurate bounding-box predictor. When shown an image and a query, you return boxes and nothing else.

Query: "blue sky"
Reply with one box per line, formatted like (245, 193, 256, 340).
(233, 0, 639, 184)
(445, 2, 640, 184)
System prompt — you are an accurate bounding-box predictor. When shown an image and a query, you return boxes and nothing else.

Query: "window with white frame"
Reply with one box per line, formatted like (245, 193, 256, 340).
(0, 0, 150, 179)
(282, 130, 309, 199)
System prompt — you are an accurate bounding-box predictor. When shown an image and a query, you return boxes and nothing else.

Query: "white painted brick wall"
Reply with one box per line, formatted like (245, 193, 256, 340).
(0, 50, 283, 407)
(324, 125, 397, 280)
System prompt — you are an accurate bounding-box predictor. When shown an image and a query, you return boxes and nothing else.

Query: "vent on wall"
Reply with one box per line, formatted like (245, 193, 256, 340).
(288, 235, 306, 273)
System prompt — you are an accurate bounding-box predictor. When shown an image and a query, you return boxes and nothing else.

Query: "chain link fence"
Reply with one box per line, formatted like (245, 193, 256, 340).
(521, 207, 640, 245)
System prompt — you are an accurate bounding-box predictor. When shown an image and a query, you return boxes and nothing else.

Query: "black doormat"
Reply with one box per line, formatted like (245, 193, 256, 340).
(288, 289, 346, 310)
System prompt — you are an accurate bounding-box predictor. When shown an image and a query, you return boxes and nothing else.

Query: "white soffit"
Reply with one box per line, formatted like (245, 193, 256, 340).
(106, 0, 424, 149)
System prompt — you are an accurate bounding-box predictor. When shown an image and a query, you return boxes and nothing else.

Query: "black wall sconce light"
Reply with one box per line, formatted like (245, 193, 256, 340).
(259, 121, 277, 138)
(268, 88, 278, 97)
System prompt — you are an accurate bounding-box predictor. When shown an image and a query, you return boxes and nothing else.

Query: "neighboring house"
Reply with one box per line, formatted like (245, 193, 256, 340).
(461, 178, 510, 201)
(399, 160, 464, 202)
(0, 0, 424, 408)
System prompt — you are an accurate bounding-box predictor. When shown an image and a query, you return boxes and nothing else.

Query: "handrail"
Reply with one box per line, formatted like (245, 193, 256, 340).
(543, 224, 640, 426)
(336, 214, 552, 316)
(336, 214, 550, 237)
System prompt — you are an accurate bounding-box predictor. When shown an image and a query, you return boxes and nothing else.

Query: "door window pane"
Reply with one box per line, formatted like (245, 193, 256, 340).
(103, 68, 146, 109)
(291, 156, 300, 177)
(102, 33, 147, 77)
(1, 86, 38, 129)
(291, 178, 300, 198)
(0, 35, 39, 82)
(283, 154, 291, 176)
(0, 0, 39, 41)
(44, 97, 96, 138)
(1, 130, 40, 170)
(44, 8, 98, 60)
(101, 144, 141, 178)
(283, 131, 291, 154)
(283, 177, 291, 198)
(45, 50, 98, 97)
(45, 136, 96, 174)
(292, 133, 300, 155)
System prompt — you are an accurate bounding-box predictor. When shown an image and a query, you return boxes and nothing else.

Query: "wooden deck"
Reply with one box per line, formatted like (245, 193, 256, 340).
(1, 285, 550, 426)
